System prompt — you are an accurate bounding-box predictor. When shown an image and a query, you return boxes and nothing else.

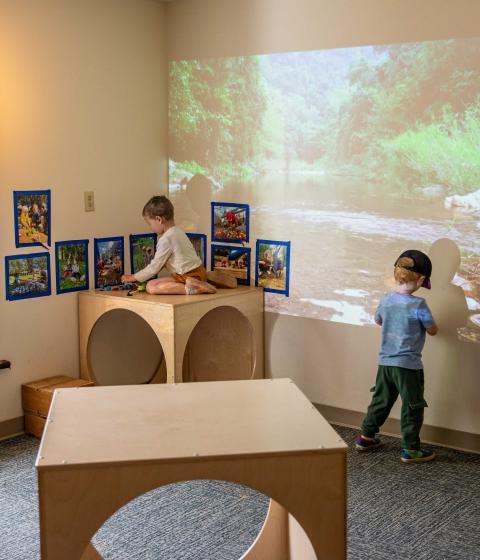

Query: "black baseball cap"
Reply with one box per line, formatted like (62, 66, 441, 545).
(394, 250, 432, 289)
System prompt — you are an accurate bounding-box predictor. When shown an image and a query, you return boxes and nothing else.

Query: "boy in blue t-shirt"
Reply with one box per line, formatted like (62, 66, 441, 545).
(355, 250, 438, 463)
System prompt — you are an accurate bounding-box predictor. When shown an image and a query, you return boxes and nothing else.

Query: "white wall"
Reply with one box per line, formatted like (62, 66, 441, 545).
(0, 0, 168, 424)
(166, 0, 480, 435)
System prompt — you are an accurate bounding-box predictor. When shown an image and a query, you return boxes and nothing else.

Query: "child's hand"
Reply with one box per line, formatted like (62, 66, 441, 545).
(121, 274, 136, 283)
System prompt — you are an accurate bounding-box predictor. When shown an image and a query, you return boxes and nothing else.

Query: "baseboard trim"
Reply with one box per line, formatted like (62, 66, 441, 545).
(0, 417, 24, 441)
(315, 403, 480, 454)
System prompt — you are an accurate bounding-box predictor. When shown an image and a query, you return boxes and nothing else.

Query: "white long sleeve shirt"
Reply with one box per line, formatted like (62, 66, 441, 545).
(133, 226, 202, 283)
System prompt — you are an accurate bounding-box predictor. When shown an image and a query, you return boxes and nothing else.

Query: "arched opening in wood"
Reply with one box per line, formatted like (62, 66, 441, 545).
(182, 305, 256, 382)
(87, 309, 166, 386)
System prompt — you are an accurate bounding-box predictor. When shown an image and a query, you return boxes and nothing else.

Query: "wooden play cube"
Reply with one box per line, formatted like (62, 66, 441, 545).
(36, 379, 347, 560)
(79, 287, 264, 386)
(22, 375, 94, 438)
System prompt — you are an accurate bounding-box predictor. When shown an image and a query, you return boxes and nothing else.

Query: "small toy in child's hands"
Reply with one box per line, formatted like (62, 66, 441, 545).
(99, 282, 136, 292)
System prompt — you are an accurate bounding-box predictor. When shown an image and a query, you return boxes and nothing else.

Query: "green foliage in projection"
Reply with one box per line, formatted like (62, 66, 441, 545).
(169, 57, 266, 178)
(336, 39, 480, 192)
(169, 38, 480, 193)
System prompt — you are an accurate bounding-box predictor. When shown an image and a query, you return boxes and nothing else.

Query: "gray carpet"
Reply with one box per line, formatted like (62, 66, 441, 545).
(1, 426, 479, 560)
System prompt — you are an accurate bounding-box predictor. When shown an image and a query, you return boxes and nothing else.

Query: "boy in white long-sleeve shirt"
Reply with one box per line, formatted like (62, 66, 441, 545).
(122, 196, 216, 295)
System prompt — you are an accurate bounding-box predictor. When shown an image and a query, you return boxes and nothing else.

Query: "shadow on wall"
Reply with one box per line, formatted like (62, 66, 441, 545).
(264, 237, 480, 435)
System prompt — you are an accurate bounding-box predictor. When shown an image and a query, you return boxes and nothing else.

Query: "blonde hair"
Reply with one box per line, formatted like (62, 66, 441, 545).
(394, 257, 422, 284)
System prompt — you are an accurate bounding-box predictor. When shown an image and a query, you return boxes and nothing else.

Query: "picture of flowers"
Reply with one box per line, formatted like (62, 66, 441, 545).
(186, 233, 207, 267)
(211, 245, 251, 285)
(211, 202, 249, 244)
(14, 190, 51, 247)
(255, 240, 290, 296)
(55, 240, 89, 294)
(94, 237, 124, 288)
(5, 253, 51, 301)
(129, 233, 156, 274)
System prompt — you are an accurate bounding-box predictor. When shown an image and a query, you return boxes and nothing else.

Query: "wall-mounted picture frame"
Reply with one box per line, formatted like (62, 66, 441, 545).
(14, 189, 51, 248)
(255, 239, 291, 296)
(5, 252, 51, 301)
(186, 233, 207, 267)
(94, 236, 124, 288)
(55, 240, 89, 294)
(211, 202, 249, 244)
(129, 233, 157, 275)
(211, 244, 251, 286)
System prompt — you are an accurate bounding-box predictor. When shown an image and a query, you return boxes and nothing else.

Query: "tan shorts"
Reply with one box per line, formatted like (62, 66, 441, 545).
(172, 265, 208, 284)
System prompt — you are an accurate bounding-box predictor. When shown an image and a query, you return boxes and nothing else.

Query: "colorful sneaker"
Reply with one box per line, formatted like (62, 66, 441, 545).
(355, 435, 381, 451)
(401, 449, 436, 463)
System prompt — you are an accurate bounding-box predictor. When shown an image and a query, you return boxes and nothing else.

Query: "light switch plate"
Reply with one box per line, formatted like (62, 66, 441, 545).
(84, 191, 95, 212)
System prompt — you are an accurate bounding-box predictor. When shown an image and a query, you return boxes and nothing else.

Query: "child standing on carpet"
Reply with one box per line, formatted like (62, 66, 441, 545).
(355, 250, 438, 463)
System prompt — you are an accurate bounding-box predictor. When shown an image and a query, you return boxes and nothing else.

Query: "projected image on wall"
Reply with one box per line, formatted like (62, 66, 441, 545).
(169, 38, 480, 335)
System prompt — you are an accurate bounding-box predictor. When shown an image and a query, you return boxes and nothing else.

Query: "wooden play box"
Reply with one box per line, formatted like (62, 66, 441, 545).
(22, 376, 94, 438)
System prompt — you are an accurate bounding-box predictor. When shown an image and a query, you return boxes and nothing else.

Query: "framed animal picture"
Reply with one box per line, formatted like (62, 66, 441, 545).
(129, 233, 157, 274)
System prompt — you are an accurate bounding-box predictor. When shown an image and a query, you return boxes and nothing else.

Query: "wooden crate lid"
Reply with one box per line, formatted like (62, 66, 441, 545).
(37, 378, 347, 469)
(22, 375, 74, 391)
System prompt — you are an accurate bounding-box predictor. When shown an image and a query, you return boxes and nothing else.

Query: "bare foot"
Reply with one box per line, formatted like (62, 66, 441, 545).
(206, 270, 238, 289)
(185, 277, 217, 295)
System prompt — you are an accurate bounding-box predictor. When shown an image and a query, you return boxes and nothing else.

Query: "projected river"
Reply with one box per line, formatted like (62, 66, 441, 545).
(169, 36, 480, 330)
(172, 173, 480, 326)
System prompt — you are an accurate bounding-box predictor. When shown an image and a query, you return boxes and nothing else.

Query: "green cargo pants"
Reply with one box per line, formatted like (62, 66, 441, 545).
(361, 365, 427, 450)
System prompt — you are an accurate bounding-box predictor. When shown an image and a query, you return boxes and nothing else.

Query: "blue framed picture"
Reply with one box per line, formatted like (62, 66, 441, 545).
(255, 239, 291, 296)
(94, 237, 124, 288)
(5, 252, 51, 301)
(211, 202, 249, 244)
(186, 233, 207, 267)
(211, 244, 251, 286)
(129, 233, 157, 274)
(14, 189, 51, 248)
(55, 240, 89, 294)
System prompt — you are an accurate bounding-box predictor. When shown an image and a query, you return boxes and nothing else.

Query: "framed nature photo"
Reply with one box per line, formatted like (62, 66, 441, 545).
(14, 189, 51, 247)
(5, 252, 51, 301)
(55, 240, 89, 294)
(211, 244, 251, 286)
(94, 237, 124, 288)
(186, 233, 207, 267)
(255, 240, 290, 296)
(211, 202, 249, 244)
(129, 233, 157, 274)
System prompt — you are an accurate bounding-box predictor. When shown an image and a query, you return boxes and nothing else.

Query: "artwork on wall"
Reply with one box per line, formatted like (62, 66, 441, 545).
(211, 202, 249, 244)
(14, 190, 51, 248)
(55, 240, 89, 294)
(211, 244, 251, 286)
(186, 233, 207, 267)
(255, 240, 291, 296)
(94, 237, 124, 288)
(5, 252, 51, 301)
(129, 233, 157, 275)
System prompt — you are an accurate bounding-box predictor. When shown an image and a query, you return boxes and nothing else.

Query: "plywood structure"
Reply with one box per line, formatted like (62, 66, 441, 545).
(79, 287, 264, 385)
(36, 379, 347, 560)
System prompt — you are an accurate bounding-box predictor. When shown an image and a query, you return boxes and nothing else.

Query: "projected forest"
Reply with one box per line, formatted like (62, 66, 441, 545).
(169, 38, 480, 335)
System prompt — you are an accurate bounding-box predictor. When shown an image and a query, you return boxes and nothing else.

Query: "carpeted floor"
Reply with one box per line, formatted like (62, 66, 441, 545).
(1, 426, 479, 560)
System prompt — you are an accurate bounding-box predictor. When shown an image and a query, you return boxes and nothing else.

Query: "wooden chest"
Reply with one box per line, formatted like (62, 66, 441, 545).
(22, 376, 94, 438)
